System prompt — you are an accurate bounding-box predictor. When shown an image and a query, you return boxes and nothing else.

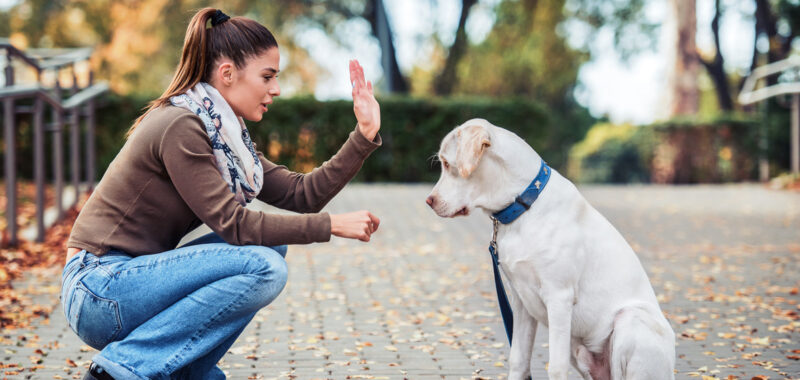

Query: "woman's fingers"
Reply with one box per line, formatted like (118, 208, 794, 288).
(330, 211, 380, 242)
(368, 211, 380, 233)
(349, 60, 357, 88)
(349, 60, 366, 91)
(350, 61, 380, 140)
(355, 210, 376, 241)
(350, 61, 365, 104)
(356, 61, 365, 88)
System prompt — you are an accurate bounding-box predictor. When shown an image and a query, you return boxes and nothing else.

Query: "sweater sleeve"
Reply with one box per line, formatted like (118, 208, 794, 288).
(159, 113, 332, 246)
(256, 126, 382, 212)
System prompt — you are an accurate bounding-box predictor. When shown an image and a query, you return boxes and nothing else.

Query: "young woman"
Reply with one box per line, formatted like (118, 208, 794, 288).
(62, 8, 381, 380)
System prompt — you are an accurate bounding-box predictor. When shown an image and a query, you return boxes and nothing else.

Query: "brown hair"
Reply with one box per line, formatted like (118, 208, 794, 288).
(127, 8, 278, 136)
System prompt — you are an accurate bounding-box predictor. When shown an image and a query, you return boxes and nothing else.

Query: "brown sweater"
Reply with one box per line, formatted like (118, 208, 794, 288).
(67, 106, 381, 256)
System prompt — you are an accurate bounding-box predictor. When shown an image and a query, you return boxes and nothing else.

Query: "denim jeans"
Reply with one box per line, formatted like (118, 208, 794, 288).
(60, 232, 288, 380)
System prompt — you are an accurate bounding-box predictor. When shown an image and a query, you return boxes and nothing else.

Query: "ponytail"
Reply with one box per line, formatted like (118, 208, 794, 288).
(127, 8, 278, 136)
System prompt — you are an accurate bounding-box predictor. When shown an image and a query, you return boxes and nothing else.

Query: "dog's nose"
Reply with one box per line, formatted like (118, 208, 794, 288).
(425, 195, 435, 208)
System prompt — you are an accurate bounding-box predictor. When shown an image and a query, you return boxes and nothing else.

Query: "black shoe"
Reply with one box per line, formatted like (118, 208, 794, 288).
(83, 362, 115, 380)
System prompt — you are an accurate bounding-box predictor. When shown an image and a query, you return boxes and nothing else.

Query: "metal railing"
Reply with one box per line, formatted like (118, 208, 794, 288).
(739, 55, 800, 176)
(1, 39, 108, 246)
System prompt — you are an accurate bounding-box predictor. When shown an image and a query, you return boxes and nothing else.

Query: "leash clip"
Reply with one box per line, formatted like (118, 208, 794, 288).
(490, 216, 499, 256)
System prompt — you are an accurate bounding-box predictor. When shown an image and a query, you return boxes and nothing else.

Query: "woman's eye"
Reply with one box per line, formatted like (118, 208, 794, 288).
(442, 160, 449, 169)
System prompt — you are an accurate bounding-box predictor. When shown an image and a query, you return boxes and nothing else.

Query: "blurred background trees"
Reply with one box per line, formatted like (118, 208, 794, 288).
(0, 0, 798, 183)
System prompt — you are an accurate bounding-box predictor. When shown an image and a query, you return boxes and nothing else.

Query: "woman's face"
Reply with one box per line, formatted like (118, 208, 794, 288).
(218, 47, 281, 122)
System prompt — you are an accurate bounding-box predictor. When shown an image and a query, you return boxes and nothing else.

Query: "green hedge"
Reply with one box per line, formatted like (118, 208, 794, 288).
(568, 115, 764, 183)
(256, 96, 585, 182)
(567, 123, 655, 183)
(2, 94, 593, 183)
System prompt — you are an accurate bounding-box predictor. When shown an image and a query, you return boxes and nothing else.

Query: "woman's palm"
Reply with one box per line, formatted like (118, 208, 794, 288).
(350, 60, 380, 140)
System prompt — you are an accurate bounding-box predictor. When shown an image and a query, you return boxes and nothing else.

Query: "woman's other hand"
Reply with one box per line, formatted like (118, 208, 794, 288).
(349, 60, 381, 141)
(330, 210, 380, 242)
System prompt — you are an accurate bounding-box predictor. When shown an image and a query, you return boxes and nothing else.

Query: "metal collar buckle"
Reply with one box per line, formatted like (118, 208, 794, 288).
(514, 195, 532, 210)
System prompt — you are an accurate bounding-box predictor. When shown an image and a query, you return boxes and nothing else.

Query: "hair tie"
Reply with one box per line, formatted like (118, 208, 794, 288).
(210, 9, 230, 26)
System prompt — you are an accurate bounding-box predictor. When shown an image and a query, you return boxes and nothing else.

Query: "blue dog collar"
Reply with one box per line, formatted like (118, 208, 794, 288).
(491, 161, 551, 224)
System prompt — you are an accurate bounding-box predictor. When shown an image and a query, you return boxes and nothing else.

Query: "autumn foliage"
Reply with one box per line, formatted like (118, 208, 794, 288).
(0, 192, 83, 330)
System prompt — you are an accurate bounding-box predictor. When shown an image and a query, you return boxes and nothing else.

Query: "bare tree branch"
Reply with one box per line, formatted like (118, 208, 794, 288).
(699, 0, 733, 111)
(363, 0, 408, 93)
(433, 0, 478, 95)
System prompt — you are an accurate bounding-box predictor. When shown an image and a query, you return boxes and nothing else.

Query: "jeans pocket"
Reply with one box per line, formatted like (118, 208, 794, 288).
(70, 282, 122, 350)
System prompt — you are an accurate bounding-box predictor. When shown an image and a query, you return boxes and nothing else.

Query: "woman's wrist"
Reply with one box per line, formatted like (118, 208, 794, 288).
(357, 123, 379, 141)
(329, 213, 340, 236)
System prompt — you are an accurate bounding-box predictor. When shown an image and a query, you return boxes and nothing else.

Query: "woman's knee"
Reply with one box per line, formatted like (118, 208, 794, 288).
(271, 245, 288, 258)
(241, 246, 288, 290)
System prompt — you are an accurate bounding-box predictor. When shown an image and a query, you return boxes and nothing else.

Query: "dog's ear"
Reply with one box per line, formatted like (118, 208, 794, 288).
(456, 124, 491, 178)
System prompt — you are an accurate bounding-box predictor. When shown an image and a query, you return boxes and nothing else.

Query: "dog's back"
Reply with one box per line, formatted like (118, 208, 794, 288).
(554, 172, 676, 380)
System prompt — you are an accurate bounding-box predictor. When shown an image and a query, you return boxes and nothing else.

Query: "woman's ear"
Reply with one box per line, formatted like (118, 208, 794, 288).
(216, 60, 235, 87)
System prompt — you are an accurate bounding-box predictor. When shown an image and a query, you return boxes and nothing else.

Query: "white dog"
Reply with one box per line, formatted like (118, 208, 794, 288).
(426, 119, 675, 380)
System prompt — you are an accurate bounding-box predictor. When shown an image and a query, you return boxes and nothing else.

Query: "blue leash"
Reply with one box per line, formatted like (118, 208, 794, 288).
(488, 218, 514, 343)
(487, 161, 550, 378)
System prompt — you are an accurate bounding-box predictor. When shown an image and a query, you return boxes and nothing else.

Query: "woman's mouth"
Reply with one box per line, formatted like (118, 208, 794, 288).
(260, 103, 269, 112)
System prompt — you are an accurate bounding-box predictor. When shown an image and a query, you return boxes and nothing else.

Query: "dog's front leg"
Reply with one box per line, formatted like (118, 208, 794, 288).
(507, 284, 536, 380)
(545, 290, 574, 380)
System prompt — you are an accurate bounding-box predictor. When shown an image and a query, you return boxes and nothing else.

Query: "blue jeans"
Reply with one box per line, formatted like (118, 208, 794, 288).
(60, 232, 288, 380)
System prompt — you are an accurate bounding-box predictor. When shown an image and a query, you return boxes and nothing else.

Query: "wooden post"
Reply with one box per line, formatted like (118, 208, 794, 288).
(52, 78, 64, 220)
(792, 94, 799, 175)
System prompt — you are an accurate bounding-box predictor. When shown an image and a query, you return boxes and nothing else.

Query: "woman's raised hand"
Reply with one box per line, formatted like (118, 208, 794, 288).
(349, 60, 381, 141)
(330, 210, 380, 242)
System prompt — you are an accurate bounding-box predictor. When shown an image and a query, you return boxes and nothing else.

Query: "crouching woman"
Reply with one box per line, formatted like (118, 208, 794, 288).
(62, 8, 381, 380)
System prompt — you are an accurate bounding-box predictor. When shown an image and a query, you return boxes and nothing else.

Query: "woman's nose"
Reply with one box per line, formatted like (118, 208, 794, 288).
(270, 82, 281, 97)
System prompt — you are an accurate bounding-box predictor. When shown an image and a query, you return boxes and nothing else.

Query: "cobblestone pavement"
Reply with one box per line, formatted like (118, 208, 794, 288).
(1, 184, 799, 379)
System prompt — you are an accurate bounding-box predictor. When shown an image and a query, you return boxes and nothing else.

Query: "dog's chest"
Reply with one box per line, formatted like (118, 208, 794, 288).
(497, 243, 550, 325)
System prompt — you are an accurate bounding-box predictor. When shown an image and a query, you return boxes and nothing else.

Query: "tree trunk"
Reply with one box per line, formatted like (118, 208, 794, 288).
(752, 0, 796, 83)
(670, 0, 700, 116)
(433, 0, 478, 95)
(364, 0, 408, 93)
(755, 0, 781, 64)
(698, 0, 733, 111)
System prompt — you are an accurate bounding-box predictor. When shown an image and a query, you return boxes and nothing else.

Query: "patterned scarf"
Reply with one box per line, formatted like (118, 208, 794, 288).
(170, 82, 263, 205)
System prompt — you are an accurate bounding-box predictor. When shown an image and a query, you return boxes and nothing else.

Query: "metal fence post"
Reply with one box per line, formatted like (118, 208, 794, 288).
(86, 72, 96, 190)
(0, 42, 108, 243)
(3, 60, 16, 246)
(52, 79, 64, 220)
(33, 96, 45, 242)
(70, 71, 79, 206)
(792, 94, 799, 175)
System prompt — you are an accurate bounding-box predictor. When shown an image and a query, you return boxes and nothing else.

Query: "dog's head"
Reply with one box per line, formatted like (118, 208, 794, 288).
(426, 118, 497, 217)
(427, 119, 543, 218)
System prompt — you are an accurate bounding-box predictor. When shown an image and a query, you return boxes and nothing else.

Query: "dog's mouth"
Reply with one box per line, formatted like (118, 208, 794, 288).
(451, 207, 469, 217)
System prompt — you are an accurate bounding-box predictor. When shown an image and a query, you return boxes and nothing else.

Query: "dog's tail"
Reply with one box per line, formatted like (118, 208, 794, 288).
(608, 304, 675, 380)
